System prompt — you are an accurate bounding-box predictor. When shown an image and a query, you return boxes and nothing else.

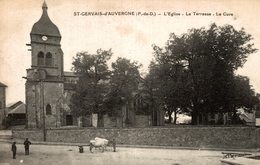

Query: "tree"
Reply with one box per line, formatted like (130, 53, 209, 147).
(70, 49, 112, 127)
(152, 23, 257, 124)
(232, 75, 259, 112)
(145, 60, 192, 124)
(141, 62, 162, 125)
(225, 75, 259, 124)
(110, 57, 141, 98)
(105, 57, 141, 123)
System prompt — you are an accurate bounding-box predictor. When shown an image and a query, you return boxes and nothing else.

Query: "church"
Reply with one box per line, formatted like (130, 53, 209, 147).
(25, 1, 78, 128)
(25, 1, 164, 129)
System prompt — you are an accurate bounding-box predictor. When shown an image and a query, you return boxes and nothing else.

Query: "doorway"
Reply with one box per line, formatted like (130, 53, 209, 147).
(66, 115, 73, 125)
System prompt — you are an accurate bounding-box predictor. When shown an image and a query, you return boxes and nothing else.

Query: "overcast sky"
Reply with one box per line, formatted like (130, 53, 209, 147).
(0, 0, 260, 104)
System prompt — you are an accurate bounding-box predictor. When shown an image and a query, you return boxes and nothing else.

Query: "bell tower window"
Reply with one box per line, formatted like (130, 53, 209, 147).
(37, 52, 44, 66)
(46, 52, 53, 66)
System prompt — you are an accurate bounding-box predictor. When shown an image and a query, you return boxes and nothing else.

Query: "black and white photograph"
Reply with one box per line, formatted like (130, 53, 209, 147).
(0, 0, 260, 164)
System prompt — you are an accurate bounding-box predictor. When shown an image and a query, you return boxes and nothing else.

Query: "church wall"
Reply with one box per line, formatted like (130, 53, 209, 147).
(103, 114, 117, 128)
(62, 89, 78, 126)
(82, 115, 92, 127)
(73, 116, 78, 126)
(26, 81, 39, 128)
(26, 81, 64, 128)
(102, 115, 124, 128)
(43, 82, 64, 128)
(135, 115, 151, 127)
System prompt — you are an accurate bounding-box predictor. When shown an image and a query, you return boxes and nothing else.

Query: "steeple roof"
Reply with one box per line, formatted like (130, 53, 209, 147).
(31, 1, 61, 37)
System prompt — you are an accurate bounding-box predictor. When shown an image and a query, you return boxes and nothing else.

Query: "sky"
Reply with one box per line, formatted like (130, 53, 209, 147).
(0, 0, 260, 104)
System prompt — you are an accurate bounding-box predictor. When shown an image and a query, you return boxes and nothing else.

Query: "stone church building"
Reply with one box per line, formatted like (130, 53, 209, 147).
(25, 1, 78, 128)
(25, 1, 164, 129)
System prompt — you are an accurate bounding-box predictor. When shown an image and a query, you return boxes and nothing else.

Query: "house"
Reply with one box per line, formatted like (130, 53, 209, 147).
(6, 101, 26, 126)
(0, 82, 7, 129)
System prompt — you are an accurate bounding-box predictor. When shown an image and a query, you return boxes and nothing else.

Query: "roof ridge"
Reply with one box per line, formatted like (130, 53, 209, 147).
(0, 82, 7, 87)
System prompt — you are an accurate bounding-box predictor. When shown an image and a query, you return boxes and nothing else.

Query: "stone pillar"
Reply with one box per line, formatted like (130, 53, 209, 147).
(77, 116, 82, 127)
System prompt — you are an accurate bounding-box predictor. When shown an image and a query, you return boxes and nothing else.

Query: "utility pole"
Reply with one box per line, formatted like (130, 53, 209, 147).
(41, 80, 46, 141)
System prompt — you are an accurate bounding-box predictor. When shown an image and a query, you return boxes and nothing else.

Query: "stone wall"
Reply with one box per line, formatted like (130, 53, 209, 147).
(13, 126, 260, 149)
(13, 129, 44, 141)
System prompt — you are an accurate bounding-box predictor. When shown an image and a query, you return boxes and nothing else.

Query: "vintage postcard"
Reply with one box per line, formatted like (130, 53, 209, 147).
(0, 0, 260, 164)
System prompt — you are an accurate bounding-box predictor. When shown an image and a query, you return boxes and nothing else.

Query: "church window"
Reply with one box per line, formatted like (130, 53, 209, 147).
(46, 52, 53, 66)
(37, 52, 44, 66)
(46, 104, 52, 115)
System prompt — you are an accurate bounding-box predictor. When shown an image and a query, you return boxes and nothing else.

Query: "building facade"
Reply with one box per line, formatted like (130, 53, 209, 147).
(0, 82, 7, 129)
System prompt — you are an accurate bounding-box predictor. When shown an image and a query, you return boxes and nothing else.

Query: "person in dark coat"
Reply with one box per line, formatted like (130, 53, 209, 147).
(11, 142, 17, 159)
(112, 139, 116, 152)
(24, 138, 32, 155)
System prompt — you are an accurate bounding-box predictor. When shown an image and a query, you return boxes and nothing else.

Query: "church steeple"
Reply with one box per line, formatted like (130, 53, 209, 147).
(29, 0, 63, 76)
(42, 0, 48, 10)
(30, 0, 61, 37)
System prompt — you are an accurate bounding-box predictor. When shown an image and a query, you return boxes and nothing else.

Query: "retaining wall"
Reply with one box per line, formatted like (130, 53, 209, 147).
(12, 126, 260, 149)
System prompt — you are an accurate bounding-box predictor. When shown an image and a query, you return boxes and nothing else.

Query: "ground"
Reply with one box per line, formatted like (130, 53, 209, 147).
(0, 142, 224, 165)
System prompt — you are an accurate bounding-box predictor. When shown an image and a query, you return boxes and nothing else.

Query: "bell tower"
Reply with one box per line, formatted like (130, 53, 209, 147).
(25, 1, 64, 129)
(30, 0, 63, 77)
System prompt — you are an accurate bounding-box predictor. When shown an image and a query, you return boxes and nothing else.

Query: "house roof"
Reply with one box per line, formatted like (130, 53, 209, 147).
(7, 101, 25, 114)
(0, 82, 7, 87)
(7, 101, 23, 110)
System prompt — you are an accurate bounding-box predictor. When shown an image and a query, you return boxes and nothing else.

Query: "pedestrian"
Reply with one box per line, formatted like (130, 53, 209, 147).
(112, 138, 116, 152)
(24, 138, 32, 155)
(11, 142, 17, 159)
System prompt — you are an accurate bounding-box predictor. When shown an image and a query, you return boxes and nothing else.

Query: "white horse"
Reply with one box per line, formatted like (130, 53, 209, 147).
(89, 137, 109, 153)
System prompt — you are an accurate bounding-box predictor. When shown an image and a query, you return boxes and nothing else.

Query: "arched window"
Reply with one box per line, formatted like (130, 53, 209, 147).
(37, 52, 44, 66)
(46, 104, 52, 115)
(45, 52, 53, 66)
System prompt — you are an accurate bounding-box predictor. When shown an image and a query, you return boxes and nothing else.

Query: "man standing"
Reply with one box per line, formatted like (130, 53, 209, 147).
(11, 142, 17, 159)
(112, 139, 116, 152)
(24, 138, 31, 155)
